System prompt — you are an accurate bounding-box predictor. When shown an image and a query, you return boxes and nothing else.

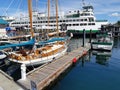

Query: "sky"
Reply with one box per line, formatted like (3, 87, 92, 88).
(0, 0, 120, 23)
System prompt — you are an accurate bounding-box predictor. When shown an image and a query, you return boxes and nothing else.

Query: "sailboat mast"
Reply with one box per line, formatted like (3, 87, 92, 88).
(55, 0, 59, 37)
(28, 0, 34, 38)
(47, 0, 50, 34)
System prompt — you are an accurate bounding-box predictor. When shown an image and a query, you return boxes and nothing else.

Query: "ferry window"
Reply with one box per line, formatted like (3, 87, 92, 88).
(80, 23, 84, 26)
(68, 20, 72, 22)
(91, 14, 93, 16)
(81, 19, 83, 21)
(66, 20, 68, 22)
(88, 23, 91, 25)
(84, 23, 87, 25)
(84, 19, 87, 21)
(92, 23, 95, 25)
(73, 20, 76, 22)
(63, 20, 65, 22)
(76, 24, 79, 26)
(80, 14, 83, 16)
(89, 18, 94, 22)
(53, 21, 56, 23)
(73, 24, 76, 26)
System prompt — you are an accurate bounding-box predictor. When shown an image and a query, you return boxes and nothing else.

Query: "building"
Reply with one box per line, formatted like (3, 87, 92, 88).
(101, 24, 120, 37)
(0, 19, 9, 37)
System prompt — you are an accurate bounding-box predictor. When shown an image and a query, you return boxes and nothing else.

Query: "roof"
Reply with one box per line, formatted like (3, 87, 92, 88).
(0, 19, 8, 24)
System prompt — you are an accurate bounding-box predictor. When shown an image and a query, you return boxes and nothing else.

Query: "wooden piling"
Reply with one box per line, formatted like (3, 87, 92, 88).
(83, 29, 85, 47)
(89, 29, 92, 43)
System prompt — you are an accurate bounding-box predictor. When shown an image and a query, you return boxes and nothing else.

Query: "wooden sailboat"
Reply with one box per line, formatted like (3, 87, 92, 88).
(8, 0, 67, 66)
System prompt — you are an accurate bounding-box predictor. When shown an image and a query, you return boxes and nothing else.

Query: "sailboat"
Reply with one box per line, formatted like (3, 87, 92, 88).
(8, 0, 68, 66)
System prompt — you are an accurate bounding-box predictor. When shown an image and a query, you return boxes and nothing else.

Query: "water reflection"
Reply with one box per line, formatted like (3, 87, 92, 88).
(113, 37, 120, 48)
(92, 51, 111, 66)
(81, 57, 85, 67)
(0, 61, 21, 81)
(80, 51, 92, 67)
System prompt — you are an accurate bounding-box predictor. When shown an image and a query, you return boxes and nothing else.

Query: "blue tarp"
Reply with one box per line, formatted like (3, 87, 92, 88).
(0, 38, 35, 50)
(39, 37, 68, 45)
(0, 19, 8, 24)
(6, 27, 12, 31)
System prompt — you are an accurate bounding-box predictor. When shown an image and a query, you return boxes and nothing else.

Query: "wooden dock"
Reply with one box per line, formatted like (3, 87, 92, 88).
(17, 45, 90, 90)
(0, 70, 23, 90)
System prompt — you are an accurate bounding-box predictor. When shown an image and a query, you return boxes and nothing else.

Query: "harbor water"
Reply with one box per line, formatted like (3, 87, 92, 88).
(0, 37, 120, 90)
(51, 37, 120, 90)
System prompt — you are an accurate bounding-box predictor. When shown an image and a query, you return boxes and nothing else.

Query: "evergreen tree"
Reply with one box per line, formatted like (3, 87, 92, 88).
(116, 21, 120, 25)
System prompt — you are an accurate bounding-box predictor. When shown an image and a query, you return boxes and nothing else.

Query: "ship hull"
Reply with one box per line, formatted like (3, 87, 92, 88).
(67, 29, 99, 37)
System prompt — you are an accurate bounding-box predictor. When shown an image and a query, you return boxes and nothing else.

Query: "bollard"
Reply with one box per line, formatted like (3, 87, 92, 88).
(21, 64, 26, 80)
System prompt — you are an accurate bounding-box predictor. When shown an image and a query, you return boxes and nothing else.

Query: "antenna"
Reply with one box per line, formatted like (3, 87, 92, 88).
(82, 0, 85, 6)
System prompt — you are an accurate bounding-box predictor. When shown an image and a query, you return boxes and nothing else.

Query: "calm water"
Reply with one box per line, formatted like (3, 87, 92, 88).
(1, 37, 120, 90)
(51, 37, 120, 90)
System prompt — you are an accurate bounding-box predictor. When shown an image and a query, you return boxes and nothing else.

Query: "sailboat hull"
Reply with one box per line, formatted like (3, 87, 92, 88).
(9, 47, 67, 66)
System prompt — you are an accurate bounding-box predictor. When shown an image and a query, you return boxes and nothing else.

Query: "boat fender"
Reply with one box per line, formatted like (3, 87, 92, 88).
(83, 50, 87, 55)
(72, 57, 77, 64)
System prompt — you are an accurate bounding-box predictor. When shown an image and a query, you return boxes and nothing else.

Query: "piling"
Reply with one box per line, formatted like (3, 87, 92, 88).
(89, 29, 92, 43)
(21, 64, 26, 80)
(83, 29, 86, 47)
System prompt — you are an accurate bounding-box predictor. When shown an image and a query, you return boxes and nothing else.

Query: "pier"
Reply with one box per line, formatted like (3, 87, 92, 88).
(17, 44, 90, 90)
(0, 70, 23, 90)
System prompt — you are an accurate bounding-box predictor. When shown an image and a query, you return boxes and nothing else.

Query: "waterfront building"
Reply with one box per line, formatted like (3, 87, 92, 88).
(0, 19, 9, 37)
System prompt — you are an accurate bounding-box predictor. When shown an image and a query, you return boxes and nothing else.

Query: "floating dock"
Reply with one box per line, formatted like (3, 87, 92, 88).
(0, 70, 23, 90)
(17, 44, 90, 90)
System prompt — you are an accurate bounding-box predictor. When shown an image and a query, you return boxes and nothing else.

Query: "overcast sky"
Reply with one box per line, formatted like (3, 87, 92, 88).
(0, 0, 120, 23)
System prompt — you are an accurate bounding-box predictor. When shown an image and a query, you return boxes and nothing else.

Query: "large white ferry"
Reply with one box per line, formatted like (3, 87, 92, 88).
(9, 1, 108, 36)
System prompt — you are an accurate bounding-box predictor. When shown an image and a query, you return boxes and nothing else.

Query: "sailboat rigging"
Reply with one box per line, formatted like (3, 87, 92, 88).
(8, 0, 68, 66)
(28, 0, 34, 38)
(56, 0, 59, 37)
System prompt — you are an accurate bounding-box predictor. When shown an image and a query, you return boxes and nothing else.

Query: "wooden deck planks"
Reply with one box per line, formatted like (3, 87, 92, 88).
(17, 46, 90, 90)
